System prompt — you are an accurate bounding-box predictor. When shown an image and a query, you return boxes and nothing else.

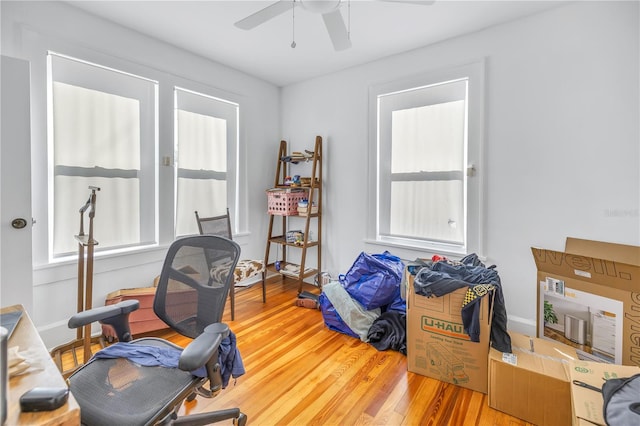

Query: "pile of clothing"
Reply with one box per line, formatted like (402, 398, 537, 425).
(93, 330, 245, 387)
(412, 253, 512, 353)
(319, 251, 408, 354)
(319, 251, 512, 355)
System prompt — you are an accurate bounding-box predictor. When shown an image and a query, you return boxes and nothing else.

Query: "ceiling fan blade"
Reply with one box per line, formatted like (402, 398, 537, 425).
(234, 0, 294, 30)
(322, 9, 351, 51)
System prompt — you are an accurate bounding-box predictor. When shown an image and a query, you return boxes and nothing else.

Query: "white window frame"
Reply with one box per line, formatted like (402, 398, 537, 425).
(46, 51, 159, 259)
(173, 86, 239, 237)
(21, 26, 246, 280)
(367, 60, 485, 257)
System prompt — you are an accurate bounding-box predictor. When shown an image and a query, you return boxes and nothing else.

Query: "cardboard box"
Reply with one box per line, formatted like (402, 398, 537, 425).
(567, 359, 640, 425)
(104, 286, 167, 336)
(531, 238, 640, 366)
(406, 275, 491, 393)
(488, 331, 579, 425)
(103, 265, 201, 337)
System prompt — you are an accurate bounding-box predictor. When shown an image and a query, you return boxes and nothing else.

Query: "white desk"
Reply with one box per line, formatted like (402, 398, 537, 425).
(2, 304, 80, 425)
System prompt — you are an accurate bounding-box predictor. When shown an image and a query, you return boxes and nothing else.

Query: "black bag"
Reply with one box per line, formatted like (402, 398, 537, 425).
(602, 373, 640, 426)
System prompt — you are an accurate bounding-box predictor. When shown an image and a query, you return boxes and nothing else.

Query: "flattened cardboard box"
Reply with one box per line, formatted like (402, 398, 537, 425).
(567, 359, 640, 426)
(531, 237, 640, 367)
(407, 275, 491, 394)
(488, 331, 578, 426)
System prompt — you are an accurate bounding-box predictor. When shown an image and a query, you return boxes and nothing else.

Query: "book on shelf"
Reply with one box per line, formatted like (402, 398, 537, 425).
(280, 264, 314, 277)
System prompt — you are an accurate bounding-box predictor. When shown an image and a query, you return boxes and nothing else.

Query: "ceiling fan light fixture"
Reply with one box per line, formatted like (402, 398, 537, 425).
(300, 0, 342, 14)
(235, 0, 433, 51)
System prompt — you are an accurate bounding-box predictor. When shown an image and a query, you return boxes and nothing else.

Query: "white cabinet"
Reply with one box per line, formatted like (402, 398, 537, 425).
(591, 313, 615, 357)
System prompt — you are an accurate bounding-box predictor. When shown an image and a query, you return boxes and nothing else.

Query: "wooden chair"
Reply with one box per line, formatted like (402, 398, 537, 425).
(195, 209, 266, 320)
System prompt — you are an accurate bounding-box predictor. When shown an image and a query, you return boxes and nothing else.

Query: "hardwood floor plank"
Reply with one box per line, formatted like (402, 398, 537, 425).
(362, 355, 407, 418)
(312, 351, 393, 424)
(277, 346, 385, 425)
(368, 366, 410, 424)
(460, 391, 486, 425)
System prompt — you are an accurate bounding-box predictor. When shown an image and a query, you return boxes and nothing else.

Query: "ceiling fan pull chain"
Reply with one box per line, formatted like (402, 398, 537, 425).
(291, 0, 297, 48)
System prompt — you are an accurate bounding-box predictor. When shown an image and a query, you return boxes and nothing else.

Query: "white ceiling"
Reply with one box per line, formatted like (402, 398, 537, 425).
(65, 0, 567, 86)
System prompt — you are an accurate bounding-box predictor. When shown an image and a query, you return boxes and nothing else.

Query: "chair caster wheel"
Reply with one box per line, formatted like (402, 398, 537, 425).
(235, 413, 248, 426)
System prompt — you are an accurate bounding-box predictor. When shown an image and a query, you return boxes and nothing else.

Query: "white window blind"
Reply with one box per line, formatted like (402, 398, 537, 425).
(370, 62, 484, 255)
(174, 87, 238, 236)
(48, 52, 158, 257)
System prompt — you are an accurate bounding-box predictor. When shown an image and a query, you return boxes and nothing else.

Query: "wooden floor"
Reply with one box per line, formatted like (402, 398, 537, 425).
(161, 277, 533, 426)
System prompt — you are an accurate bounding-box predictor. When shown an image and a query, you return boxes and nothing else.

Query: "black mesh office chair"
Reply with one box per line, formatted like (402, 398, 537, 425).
(66, 235, 247, 426)
(195, 209, 266, 320)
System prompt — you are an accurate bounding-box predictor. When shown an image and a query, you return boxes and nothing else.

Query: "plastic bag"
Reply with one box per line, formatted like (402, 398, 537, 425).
(319, 281, 380, 341)
(602, 373, 640, 426)
(340, 251, 404, 310)
(318, 293, 359, 339)
(386, 294, 406, 313)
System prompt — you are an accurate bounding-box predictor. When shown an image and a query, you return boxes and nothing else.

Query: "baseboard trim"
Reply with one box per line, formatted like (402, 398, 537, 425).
(507, 315, 537, 337)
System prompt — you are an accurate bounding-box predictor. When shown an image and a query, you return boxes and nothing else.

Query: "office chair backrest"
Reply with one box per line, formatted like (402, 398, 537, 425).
(195, 209, 233, 240)
(153, 235, 240, 339)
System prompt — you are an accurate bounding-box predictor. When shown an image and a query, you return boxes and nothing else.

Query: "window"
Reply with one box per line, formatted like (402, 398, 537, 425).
(46, 53, 240, 261)
(369, 61, 484, 256)
(48, 53, 158, 258)
(174, 87, 239, 236)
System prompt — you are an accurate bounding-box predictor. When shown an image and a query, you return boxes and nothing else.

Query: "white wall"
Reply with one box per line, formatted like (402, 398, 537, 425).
(281, 1, 639, 334)
(1, 1, 637, 346)
(1, 1, 280, 347)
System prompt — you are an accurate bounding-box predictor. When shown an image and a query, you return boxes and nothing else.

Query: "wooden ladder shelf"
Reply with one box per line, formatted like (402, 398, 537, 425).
(264, 137, 323, 293)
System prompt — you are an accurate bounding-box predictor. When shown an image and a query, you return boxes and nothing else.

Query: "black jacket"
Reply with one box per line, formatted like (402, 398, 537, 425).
(367, 311, 407, 355)
(413, 254, 512, 353)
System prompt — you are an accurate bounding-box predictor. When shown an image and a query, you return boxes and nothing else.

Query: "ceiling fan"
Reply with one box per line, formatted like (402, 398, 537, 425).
(234, 0, 435, 51)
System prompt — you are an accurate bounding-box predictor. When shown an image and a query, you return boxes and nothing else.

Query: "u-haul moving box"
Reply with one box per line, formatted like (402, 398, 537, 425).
(406, 275, 491, 394)
(531, 238, 640, 367)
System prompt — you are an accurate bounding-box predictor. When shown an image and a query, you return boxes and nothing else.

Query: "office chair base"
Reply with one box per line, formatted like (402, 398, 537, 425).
(170, 408, 247, 426)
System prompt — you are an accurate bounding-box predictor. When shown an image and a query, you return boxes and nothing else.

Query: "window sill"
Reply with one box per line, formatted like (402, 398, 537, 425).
(33, 243, 168, 287)
(42, 243, 163, 267)
(363, 237, 485, 262)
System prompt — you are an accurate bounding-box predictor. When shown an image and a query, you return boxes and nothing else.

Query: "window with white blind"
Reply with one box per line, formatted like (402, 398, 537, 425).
(369, 61, 485, 256)
(48, 52, 158, 258)
(174, 87, 238, 237)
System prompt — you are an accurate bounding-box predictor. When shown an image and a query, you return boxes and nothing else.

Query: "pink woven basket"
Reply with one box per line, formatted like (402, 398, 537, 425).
(267, 190, 306, 216)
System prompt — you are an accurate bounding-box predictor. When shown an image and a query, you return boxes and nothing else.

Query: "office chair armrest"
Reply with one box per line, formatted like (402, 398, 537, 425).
(178, 323, 230, 372)
(68, 300, 139, 342)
